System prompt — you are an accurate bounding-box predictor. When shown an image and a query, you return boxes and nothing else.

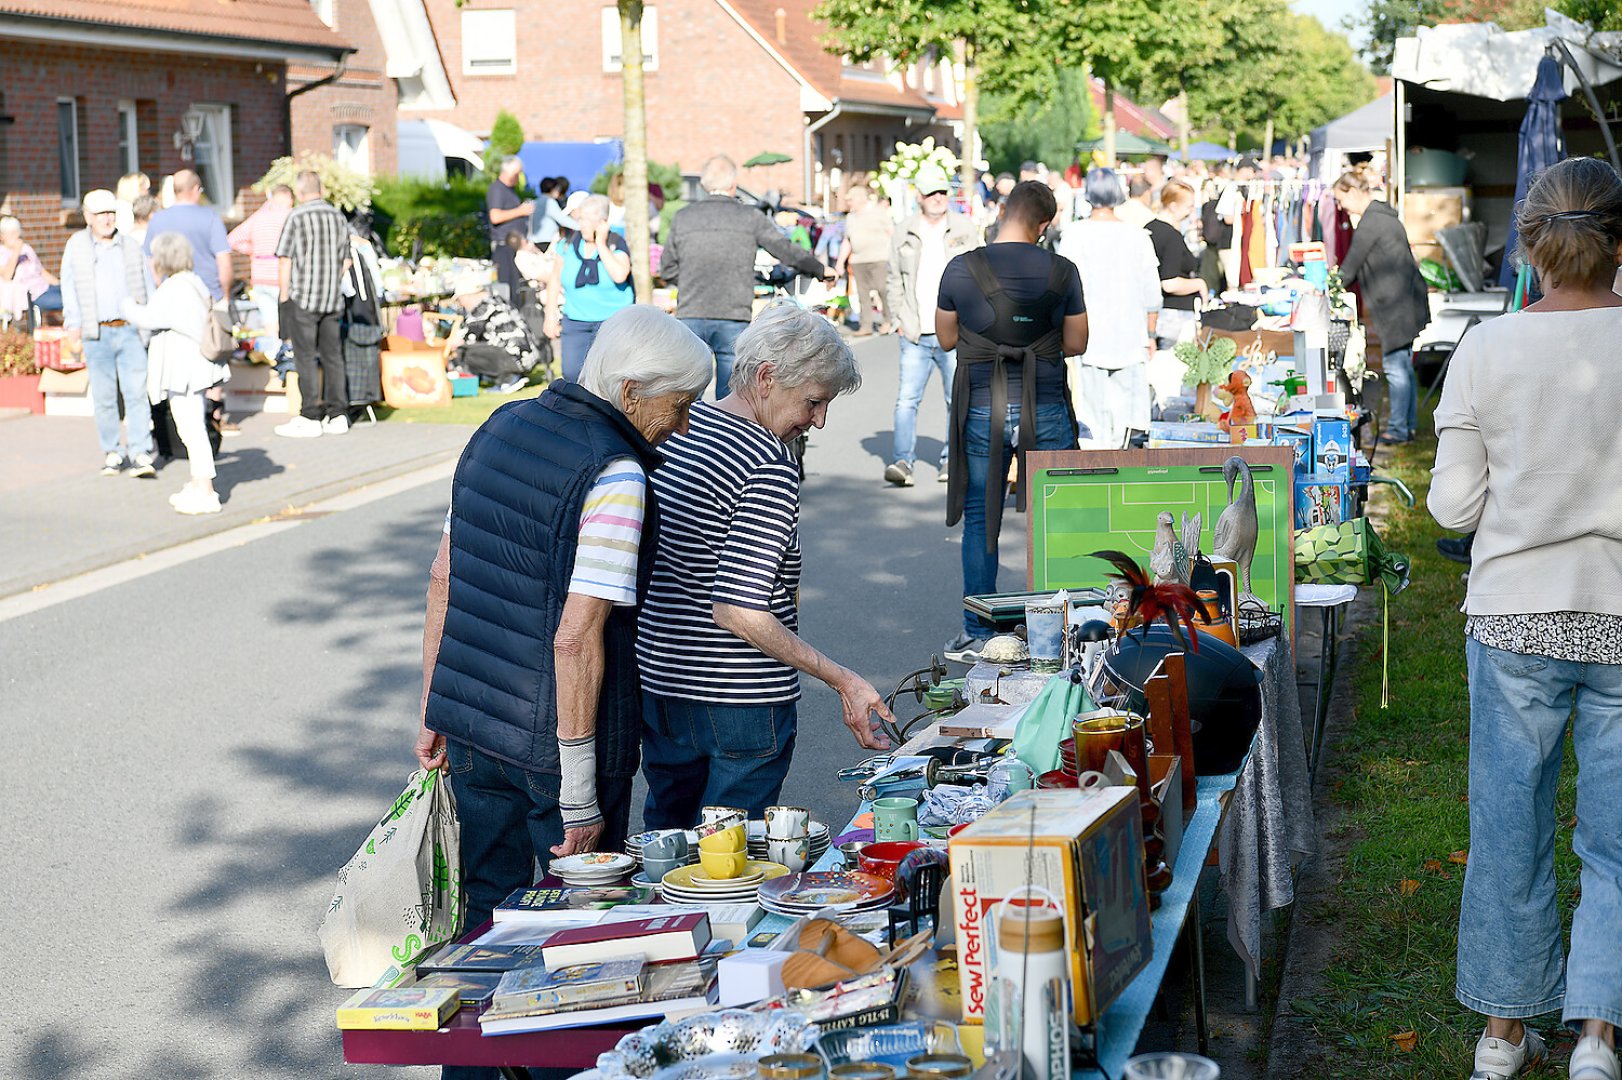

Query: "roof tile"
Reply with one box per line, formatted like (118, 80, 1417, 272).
(0, 0, 352, 53)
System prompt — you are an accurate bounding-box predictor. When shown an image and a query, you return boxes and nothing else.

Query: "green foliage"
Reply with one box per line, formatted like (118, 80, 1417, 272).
(372, 175, 492, 259)
(981, 68, 1099, 175)
(587, 158, 683, 197)
(255, 152, 376, 213)
(0, 328, 36, 378)
(487, 110, 525, 165)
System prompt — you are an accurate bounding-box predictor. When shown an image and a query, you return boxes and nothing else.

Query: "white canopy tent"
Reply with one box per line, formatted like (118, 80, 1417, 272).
(1309, 94, 1394, 180)
(1392, 11, 1622, 102)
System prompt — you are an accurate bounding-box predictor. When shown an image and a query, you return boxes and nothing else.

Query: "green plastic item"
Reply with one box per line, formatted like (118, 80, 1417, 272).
(1294, 517, 1410, 594)
(1419, 258, 1462, 292)
(1011, 674, 1096, 775)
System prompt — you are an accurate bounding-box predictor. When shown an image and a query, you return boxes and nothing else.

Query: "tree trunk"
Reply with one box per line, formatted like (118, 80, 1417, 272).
(619, 0, 652, 302)
(1176, 88, 1190, 160)
(960, 39, 978, 203)
(1263, 109, 1275, 163)
(1102, 80, 1118, 166)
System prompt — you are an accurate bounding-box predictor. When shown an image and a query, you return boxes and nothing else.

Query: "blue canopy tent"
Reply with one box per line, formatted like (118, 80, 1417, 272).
(516, 140, 624, 195)
(1498, 55, 1567, 287)
(1184, 141, 1235, 161)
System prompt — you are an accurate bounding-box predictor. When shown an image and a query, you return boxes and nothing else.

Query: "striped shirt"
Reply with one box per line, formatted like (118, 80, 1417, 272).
(275, 198, 350, 313)
(638, 402, 803, 704)
(444, 457, 646, 606)
(228, 202, 292, 289)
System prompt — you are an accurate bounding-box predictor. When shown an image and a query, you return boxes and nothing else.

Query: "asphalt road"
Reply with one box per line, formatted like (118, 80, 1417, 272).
(3, 333, 1008, 1079)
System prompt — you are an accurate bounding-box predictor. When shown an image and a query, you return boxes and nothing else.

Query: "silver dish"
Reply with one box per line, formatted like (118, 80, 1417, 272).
(599, 1011, 819, 1080)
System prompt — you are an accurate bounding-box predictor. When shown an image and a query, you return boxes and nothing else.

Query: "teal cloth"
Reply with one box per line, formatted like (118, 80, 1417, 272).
(1011, 674, 1096, 775)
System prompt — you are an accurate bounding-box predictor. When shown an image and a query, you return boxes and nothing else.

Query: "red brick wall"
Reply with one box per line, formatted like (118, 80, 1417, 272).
(0, 39, 287, 271)
(416, 0, 807, 199)
(289, 0, 398, 178)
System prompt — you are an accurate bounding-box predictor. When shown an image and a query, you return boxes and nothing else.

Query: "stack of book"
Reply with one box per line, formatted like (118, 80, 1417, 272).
(479, 953, 721, 1035)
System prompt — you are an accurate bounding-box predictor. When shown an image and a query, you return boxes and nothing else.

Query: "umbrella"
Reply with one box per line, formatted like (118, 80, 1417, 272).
(1498, 54, 1566, 288)
(1184, 141, 1236, 162)
(743, 151, 793, 168)
(1075, 131, 1175, 158)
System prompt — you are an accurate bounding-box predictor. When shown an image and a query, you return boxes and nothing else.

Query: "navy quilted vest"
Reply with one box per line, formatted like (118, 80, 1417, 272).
(426, 381, 660, 777)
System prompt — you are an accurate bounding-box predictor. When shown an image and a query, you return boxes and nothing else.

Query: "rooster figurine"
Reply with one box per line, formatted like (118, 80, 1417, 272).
(1090, 549, 1204, 651)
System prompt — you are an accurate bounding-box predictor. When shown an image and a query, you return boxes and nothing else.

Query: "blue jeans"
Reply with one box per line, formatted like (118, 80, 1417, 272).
(641, 692, 797, 829)
(894, 334, 955, 466)
(560, 316, 604, 383)
(444, 740, 633, 929)
(961, 402, 1074, 635)
(1383, 346, 1417, 440)
(679, 318, 746, 399)
(1457, 637, 1622, 1030)
(83, 323, 153, 460)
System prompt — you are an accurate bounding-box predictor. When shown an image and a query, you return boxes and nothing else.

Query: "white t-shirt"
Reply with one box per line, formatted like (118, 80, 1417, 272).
(914, 217, 950, 335)
(1057, 219, 1163, 370)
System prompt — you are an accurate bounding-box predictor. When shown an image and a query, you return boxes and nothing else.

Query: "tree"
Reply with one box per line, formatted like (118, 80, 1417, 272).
(618, 0, 653, 302)
(1041, 0, 1169, 164)
(979, 67, 1098, 175)
(487, 109, 525, 171)
(1349, 0, 1560, 72)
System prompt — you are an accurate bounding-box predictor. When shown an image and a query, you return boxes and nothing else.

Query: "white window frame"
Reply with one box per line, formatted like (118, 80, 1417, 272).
(117, 100, 139, 176)
(333, 123, 371, 176)
(601, 6, 658, 73)
(57, 97, 79, 205)
(461, 10, 517, 76)
(189, 103, 234, 209)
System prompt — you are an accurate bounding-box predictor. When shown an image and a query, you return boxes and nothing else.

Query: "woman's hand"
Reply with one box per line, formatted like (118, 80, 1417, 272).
(833, 669, 895, 750)
(415, 723, 447, 772)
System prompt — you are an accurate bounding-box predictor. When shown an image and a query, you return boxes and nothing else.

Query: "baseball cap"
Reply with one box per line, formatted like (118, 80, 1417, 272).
(915, 167, 951, 196)
(563, 190, 590, 214)
(82, 189, 118, 215)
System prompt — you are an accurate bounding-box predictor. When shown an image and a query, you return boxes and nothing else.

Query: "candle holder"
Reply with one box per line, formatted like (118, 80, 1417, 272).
(1074, 711, 1172, 904)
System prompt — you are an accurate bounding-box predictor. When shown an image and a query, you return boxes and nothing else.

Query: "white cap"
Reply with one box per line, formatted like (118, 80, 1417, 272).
(563, 190, 590, 214)
(914, 167, 951, 196)
(82, 189, 118, 215)
(452, 270, 491, 298)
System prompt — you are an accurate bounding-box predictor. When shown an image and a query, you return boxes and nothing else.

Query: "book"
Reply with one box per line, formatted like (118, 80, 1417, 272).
(413, 971, 504, 1006)
(540, 912, 711, 968)
(784, 969, 908, 1031)
(620, 904, 763, 945)
(493, 885, 655, 924)
(491, 957, 646, 1013)
(480, 955, 718, 1036)
(336, 986, 461, 1030)
(416, 943, 550, 974)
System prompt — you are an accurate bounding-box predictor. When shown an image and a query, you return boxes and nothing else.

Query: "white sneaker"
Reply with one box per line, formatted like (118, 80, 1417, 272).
(126, 453, 157, 479)
(1469, 1027, 1546, 1080)
(274, 415, 324, 438)
(101, 452, 124, 476)
(322, 414, 350, 435)
(1571, 1036, 1620, 1080)
(495, 374, 528, 394)
(171, 486, 222, 515)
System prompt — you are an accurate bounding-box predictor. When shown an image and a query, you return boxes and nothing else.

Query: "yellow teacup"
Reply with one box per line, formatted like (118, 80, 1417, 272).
(699, 849, 748, 880)
(697, 824, 745, 854)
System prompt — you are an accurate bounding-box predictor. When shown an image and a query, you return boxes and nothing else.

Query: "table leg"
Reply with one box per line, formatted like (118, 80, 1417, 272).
(1309, 606, 1334, 780)
(1190, 891, 1211, 1057)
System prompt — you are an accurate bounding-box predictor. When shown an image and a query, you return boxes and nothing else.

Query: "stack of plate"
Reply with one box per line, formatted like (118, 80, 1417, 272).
(548, 852, 636, 886)
(624, 829, 700, 868)
(745, 820, 833, 864)
(756, 871, 895, 917)
(658, 861, 791, 906)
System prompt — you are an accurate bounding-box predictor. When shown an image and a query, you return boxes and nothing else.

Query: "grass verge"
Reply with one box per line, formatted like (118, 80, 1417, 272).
(1287, 410, 1581, 1077)
(374, 372, 548, 426)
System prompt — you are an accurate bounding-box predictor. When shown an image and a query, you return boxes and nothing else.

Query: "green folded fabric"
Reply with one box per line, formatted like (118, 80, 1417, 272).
(1012, 673, 1096, 775)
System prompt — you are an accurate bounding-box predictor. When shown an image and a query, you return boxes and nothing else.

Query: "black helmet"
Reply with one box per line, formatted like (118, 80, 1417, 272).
(1093, 625, 1262, 775)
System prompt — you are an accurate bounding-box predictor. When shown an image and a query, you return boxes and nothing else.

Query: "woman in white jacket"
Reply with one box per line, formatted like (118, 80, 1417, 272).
(1058, 168, 1163, 449)
(122, 231, 226, 514)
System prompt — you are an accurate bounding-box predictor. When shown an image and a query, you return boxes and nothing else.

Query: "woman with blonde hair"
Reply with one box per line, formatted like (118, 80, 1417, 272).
(1429, 155, 1622, 1080)
(114, 172, 151, 236)
(121, 231, 227, 514)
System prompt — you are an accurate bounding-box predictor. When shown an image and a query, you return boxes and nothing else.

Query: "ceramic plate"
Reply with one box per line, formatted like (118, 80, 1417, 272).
(662, 861, 787, 891)
(551, 852, 635, 875)
(758, 871, 892, 908)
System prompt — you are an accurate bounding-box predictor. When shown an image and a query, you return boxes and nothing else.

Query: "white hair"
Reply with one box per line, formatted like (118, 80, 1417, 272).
(575, 193, 612, 223)
(731, 302, 861, 396)
(700, 155, 738, 195)
(149, 231, 195, 277)
(580, 306, 713, 406)
(0, 216, 18, 236)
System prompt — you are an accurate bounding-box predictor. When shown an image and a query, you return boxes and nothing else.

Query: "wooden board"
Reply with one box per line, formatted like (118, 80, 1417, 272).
(1025, 447, 1296, 632)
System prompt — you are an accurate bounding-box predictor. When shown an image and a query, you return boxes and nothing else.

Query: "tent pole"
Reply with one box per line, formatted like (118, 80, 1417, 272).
(1551, 40, 1620, 172)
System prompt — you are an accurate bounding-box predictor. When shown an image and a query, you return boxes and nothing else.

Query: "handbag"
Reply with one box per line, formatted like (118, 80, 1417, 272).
(201, 302, 236, 362)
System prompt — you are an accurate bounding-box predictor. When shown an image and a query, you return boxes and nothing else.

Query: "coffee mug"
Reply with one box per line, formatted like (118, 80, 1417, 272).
(641, 829, 689, 863)
(765, 805, 810, 839)
(644, 856, 683, 882)
(768, 835, 810, 871)
(701, 805, 746, 827)
(699, 849, 748, 880)
(698, 823, 745, 854)
(873, 796, 920, 842)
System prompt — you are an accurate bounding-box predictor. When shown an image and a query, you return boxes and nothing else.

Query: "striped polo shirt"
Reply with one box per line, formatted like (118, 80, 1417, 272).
(637, 401, 802, 705)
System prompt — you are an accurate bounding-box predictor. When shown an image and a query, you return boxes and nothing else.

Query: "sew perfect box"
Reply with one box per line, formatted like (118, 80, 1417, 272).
(947, 787, 1150, 1027)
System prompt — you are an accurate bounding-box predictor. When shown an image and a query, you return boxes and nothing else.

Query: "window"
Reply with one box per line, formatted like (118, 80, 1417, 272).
(56, 98, 79, 204)
(333, 124, 370, 176)
(461, 10, 516, 75)
(117, 100, 139, 175)
(189, 104, 234, 208)
(601, 6, 658, 72)
(309, 0, 336, 27)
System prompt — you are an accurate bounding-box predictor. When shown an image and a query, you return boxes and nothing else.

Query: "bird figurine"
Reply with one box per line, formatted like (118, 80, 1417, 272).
(1180, 512, 1202, 570)
(1150, 510, 1201, 587)
(1089, 549, 1204, 651)
(1211, 456, 1259, 597)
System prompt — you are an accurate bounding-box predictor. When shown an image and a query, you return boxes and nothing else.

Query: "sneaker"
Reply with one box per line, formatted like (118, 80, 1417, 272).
(171, 486, 222, 515)
(322, 414, 350, 435)
(937, 465, 949, 483)
(126, 454, 157, 479)
(944, 631, 988, 664)
(101, 452, 124, 476)
(220, 420, 243, 438)
(884, 460, 915, 487)
(1436, 534, 1474, 565)
(275, 415, 325, 438)
(494, 374, 528, 394)
(1571, 1036, 1620, 1080)
(1469, 1026, 1546, 1080)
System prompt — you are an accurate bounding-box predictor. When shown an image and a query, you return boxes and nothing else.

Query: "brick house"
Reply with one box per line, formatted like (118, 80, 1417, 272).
(291, 0, 416, 180)
(406, 0, 962, 209)
(0, 0, 351, 268)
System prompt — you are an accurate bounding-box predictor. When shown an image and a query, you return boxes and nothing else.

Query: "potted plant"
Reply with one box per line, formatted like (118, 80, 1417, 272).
(0, 328, 43, 414)
(1172, 334, 1238, 420)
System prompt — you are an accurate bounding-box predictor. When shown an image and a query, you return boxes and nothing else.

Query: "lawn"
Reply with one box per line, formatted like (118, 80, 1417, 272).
(1287, 406, 1583, 1077)
(374, 371, 549, 426)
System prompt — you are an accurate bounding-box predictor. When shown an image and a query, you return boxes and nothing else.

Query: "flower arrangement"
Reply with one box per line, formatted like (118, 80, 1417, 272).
(0, 328, 36, 378)
(874, 137, 960, 210)
(254, 153, 376, 213)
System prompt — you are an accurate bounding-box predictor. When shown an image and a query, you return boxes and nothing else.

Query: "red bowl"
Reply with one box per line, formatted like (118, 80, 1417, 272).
(1058, 737, 1077, 760)
(1037, 769, 1079, 789)
(859, 840, 927, 881)
(948, 822, 973, 838)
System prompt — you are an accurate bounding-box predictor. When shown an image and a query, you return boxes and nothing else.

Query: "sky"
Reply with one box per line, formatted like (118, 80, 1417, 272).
(1294, 0, 1370, 48)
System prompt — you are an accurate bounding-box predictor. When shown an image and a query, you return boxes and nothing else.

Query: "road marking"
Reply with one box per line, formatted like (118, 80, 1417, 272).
(0, 460, 456, 624)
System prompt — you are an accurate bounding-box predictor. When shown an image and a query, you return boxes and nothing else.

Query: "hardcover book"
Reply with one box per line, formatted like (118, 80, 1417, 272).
(540, 912, 711, 968)
(480, 955, 718, 1035)
(416, 943, 550, 974)
(494, 885, 655, 924)
(336, 986, 461, 1030)
(413, 971, 504, 1005)
(491, 957, 646, 1012)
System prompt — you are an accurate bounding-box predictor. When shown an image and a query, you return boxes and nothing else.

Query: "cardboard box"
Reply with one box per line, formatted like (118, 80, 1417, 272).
(948, 787, 1150, 1026)
(38, 366, 92, 417)
(1297, 473, 1351, 529)
(1272, 427, 1312, 477)
(1311, 415, 1353, 480)
(1402, 187, 1470, 247)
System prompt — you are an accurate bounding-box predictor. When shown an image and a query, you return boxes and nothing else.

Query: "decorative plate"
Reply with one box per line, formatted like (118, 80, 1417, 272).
(758, 871, 892, 908)
(552, 852, 635, 875)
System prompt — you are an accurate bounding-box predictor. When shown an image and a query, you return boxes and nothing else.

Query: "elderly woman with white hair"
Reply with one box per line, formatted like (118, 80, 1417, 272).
(121, 231, 226, 514)
(544, 193, 634, 382)
(637, 302, 894, 829)
(415, 306, 712, 932)
(1058, 167, 1163, 449)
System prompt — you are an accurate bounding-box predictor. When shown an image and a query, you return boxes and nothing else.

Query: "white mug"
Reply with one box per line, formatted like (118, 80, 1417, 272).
(765, 805, 810, 839)
(768, 835, 809, 872)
